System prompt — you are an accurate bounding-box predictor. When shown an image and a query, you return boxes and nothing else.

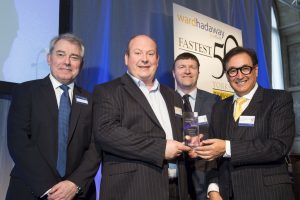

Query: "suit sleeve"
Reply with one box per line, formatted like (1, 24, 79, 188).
(62, 92, 101, 198)
(230, 91, 295, 165)
(206, 103, 220, 186)
(92, 85, 166, 168)
(7, 84, 57, 196)
(67, 136, 101, 198)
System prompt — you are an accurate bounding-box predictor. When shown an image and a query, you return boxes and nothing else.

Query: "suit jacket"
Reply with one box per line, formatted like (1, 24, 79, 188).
(93, 74, 190, 200)
(194, 89, 220, 135)
(209, 86, 295, 200)
(189, 89, 220, 200)
(6, 76, 100, 199)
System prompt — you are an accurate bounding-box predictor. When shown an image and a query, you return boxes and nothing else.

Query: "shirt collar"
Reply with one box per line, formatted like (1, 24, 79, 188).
(49, 74, 74, 90)
(233, 83, 258, 102)
(177, 88, 197, 100)
(127, 71, 159, 92)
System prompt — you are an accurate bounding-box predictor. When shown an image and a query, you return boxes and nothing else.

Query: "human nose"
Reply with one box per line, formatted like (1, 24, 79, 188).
(235, 69, 244, 78)
(141, 53, 149, 63)
(64, 56, 71, 66)
(184, 66, 191, 74)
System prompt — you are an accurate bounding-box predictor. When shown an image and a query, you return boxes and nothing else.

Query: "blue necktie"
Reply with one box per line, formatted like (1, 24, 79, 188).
(57, 85, 71, 177)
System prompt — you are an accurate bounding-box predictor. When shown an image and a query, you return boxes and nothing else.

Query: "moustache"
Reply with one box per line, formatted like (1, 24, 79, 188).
(234, 78, 247, 83)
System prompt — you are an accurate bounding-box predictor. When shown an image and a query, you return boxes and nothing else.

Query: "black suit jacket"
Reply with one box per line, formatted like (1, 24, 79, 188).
(6, 76, 100, 199)
(187, 89, 220, 200)
(93, 74, 190, 200)
(209, 86, 295, 200)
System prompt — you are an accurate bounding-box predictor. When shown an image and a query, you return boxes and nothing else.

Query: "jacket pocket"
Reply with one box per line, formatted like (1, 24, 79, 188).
(108, 162, 137, 176)
(263, 173, 292, 186)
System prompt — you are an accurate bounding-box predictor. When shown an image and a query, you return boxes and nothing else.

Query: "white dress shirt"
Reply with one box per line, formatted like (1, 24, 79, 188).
(127, 72, 177, 178)
(177, 88, 197, 111)
(49, 74, 74, 107)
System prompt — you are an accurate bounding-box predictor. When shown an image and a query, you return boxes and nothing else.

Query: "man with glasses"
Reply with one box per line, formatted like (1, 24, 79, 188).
(192, 47, 295, 200)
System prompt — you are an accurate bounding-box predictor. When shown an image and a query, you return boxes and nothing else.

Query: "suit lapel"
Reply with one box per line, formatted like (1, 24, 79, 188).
(194, 89, 202, 112)
(234, 87, 264, 138)
(223, 97, 234, 139)
(40, 76, 58, 122)
(243, 87, 263, 116)
(121, 74, 162, 129)
(160, 85, 179, 141)
(68, 85, 83, 143)
(39, 76, 59, 170)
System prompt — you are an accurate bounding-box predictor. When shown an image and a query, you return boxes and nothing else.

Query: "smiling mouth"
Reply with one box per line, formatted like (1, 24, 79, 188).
(60, 68, 72, 71)
(138, 65, 150, 68)
(235, 79, 247, 85)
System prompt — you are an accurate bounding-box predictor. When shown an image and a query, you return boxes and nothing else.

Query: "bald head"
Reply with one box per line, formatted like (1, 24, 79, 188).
(124, 34, 159, 86)
(126, 35, 158, 58)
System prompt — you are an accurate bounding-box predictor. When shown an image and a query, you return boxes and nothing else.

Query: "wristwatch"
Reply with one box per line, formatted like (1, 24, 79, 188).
(76, 185, 82, 195)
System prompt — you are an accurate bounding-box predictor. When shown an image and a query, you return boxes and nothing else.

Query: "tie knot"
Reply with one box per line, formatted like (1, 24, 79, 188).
(236, 97, 247, 105)
(234, 97, 247, 121)
(182, 94, 192, 112)
(183, 94, 190, 102)
(60, 85, 69, 92)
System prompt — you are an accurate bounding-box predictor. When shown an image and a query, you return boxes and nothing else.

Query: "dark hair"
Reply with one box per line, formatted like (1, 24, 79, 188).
(173, 52, 200, 69)
(222, 47, 258, 70)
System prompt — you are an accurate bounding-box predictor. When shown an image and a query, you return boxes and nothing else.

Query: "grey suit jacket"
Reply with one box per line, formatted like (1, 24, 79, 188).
(209, 86, 295, 200)
(7, 76, 100, 200)
(93, 74, 190, 200)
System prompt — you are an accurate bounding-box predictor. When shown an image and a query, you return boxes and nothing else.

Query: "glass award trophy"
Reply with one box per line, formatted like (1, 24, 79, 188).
(183, 112, 200, 148)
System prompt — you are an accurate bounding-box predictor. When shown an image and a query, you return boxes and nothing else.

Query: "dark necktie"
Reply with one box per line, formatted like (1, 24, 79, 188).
(182, 94, 192, 112)
(57, 84, 71, 177)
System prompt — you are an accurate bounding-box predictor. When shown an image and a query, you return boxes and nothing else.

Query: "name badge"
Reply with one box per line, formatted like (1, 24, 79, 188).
(174, 106, 182, 116)
(198, 115, 208, 125)
(75, 95, 88, 105)
(239, 116, 255, 127)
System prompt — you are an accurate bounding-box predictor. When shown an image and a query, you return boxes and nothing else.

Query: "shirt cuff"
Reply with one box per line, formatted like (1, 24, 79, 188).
(207, 183, 219, 198)
(223, 140, 231, 158)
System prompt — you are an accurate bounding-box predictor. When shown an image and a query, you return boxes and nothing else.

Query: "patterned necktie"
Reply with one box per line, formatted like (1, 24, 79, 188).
(233, 97, 247, 121)
(182, 94, 192, 112)
(57, 84, 71, 177)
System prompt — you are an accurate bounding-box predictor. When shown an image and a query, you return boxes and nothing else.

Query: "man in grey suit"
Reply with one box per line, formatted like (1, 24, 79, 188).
(93, 35, 191, 200)
(6, 33, 100, 200)
(172, 52, 220, 200)
(194, 47, 295, 200)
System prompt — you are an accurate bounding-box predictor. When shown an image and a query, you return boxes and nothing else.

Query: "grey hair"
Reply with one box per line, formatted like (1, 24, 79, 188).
(49, 33, 85, 57)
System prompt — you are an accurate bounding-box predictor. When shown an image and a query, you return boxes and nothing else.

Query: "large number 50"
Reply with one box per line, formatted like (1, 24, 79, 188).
(213, 35, 239, 79)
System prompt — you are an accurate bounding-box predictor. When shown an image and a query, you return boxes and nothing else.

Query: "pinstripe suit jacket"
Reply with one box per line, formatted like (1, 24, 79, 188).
(93, 74, 190, 200)
(209, 86, 295, 200)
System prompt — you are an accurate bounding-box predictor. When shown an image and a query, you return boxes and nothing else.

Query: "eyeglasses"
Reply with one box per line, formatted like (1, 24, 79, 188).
(226, 65, 256, 77)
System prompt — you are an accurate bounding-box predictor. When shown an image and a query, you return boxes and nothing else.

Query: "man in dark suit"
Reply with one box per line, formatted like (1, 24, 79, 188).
(194, 47, 295, 200)
(172, 52, 220, 200)
(93, 35, 191, 200)
(6, 33, 100, 200)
